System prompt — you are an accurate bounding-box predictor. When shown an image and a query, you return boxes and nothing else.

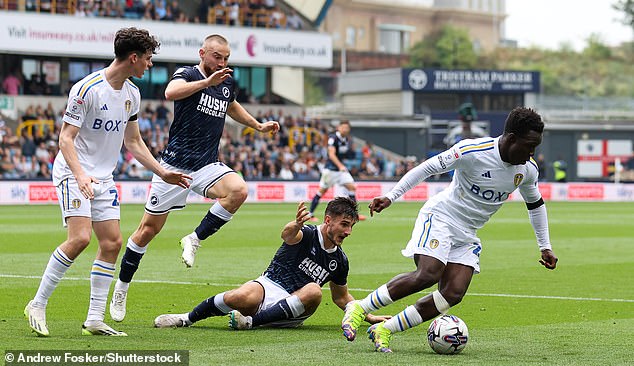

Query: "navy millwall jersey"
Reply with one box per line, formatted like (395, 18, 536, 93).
(161, 65, 236, 171)
(263, 225, 349, 294)
(324, 131, 351, 170)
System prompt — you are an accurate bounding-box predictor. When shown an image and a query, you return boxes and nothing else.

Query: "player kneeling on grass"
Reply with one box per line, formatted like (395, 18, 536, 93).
(154, 198, 388, 330)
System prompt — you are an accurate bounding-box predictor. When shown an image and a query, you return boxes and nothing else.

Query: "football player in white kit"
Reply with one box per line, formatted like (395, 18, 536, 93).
(24, 28, 191, 337)
(340, 107, 558, 352)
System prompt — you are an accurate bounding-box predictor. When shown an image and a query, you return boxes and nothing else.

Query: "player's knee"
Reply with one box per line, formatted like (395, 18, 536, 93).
(224, 288, 252, 305)
(100, 237, 123, 255)
(439, 288, 465, 307)
(68, 232, 92, 250)
(227, 183, 248, 204)
(301, 283, 322, 304)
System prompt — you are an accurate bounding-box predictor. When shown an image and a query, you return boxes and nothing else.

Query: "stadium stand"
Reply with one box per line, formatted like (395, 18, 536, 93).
(0, 104, 417, 181)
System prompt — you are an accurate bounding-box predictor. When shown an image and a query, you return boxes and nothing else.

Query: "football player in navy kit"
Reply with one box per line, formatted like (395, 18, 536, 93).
(341, 107, 558, 352)
(153, 197, 389, 330)
(309, 120, 366, 222)
(110, 34, 280, 322)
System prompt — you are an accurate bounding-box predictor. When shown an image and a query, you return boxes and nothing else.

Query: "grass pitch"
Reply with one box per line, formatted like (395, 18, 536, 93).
(1, 201, 633, 365)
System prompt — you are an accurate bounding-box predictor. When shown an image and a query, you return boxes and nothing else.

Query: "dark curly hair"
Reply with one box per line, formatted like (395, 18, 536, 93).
(503, 107, 544, 137)
(114, 27, 160, 60)
(325, 197, 359, 222)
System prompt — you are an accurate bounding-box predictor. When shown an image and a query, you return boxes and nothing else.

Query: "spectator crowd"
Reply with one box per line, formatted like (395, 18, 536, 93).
(1, 103, 417, 182)
(17, 0, 305, 29)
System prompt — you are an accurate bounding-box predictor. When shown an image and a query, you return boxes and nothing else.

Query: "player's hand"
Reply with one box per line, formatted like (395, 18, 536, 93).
(259, 121, 280, 135)
(365, 313, 392, 324)
(539, 249, 558, 270)
(76, 174, 98, 200)
(161, 171, 192, 189)
(368, 196, 392, 217)
(295, 201, 311, 225)
(208, 67, 233, 86)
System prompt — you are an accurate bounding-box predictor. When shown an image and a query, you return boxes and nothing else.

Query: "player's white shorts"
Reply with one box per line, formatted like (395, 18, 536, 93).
(145, 161, 236, 215)
(55, 177, 120, 226)
(252, 275, 309, 328)
(319, 169, 354, 190)
(401, 210, 482, 274)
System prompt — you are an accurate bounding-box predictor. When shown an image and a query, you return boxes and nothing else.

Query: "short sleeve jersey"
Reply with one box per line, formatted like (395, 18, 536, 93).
(53, 69, 140, 185)
(263, 225, 349, 294)
(324, 131, 351, 171)
(422, 136, 541, 230)
(161, 65, 236, 171)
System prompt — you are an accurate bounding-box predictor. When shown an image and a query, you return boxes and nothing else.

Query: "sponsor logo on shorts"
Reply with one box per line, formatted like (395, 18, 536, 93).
(71, 199, 81, 209)
(429, 239, 439, 249)
(150, 195, 159, 206)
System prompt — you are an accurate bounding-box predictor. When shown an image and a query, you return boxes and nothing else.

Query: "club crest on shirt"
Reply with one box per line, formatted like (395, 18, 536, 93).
(222, 87, 230, 98)
(125, 100, 132, 113)
(514, 173, 524, 186)
(429, 239, 439, 249)
(329, 260, 337, 271)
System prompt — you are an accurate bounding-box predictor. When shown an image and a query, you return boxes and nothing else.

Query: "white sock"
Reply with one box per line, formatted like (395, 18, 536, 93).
(114, 280, 129, 292)
(126, 237, 147, 254)
(113, 238, 146, 293)
(86, 260, 115, 323)
(286, 295, 305, 318)
(384, 305, 423, 333)
(214, 292, 233, 313)
(210, 201, 234, 221)
(359, 284, 394, 312)
(33, 247, 74, 307)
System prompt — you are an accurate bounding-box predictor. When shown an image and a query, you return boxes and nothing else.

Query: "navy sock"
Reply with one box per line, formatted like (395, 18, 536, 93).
(118, 248, 144, 283)
(309, 193, 321, 214)
(188, 295, 227, 323)
(251, 298, 293, 327)
(348, 193, 357, 203)
(194, 212, 228, 240)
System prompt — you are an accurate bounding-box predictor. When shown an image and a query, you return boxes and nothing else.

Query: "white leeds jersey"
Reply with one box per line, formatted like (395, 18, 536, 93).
(53, 69, 140, 185)
(386, 136, 541, 231)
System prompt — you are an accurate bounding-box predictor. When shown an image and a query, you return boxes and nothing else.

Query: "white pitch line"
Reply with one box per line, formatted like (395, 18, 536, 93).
(3, 273, 633, 303)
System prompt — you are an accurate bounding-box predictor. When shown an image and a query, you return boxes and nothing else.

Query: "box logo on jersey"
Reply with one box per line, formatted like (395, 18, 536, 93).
(299, 257, 330, 285)
(514, 174, 524, 186)
(92, 119, 122, 131)
(469, 184, 509, 202)
(197, 93, 228, 118)
(125, 100, 132, 113)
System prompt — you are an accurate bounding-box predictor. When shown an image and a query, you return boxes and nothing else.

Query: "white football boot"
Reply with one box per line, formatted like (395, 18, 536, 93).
(24, 300, 49, 337)
(109, 289, 127, 322)
(82, 321, 127, 336)
(180, 234, 201, 268)
(154, 313, 192, 328)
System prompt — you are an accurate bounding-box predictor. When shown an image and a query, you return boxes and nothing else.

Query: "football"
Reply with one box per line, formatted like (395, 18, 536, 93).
(427, 314, 469, 354)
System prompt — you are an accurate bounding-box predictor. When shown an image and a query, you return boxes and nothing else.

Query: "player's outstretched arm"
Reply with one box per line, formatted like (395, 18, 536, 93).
(123, 122, 192, 189)
(526, 198, 557, 270)
(227, 101, 280, 135)
(368, 196, 392, 217)
(281, 202, 311, 245)
(164, 68, 233, 101)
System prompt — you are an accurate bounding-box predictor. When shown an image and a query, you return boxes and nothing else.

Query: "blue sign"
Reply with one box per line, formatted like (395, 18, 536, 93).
(402, 69, 540, 93)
